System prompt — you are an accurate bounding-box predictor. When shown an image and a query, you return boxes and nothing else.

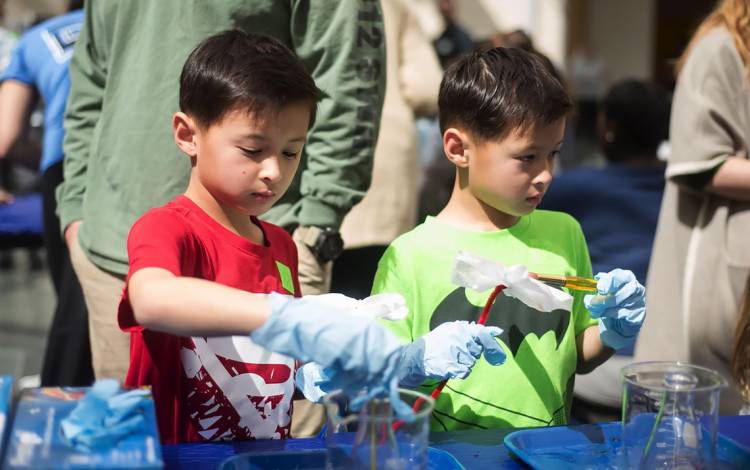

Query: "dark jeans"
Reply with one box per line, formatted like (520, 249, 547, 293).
(40, 161, 94, 386)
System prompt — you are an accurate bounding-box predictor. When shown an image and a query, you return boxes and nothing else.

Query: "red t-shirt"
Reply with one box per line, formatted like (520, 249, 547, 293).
(118, 196, 301, 444)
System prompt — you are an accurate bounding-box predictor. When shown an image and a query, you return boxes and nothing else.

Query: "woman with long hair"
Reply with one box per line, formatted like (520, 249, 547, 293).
(635, 0, 750, 413)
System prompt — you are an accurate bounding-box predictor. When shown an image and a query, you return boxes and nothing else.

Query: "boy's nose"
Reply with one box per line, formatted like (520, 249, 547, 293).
(534, 165, 553, 187)
(260, 156, 282, 182)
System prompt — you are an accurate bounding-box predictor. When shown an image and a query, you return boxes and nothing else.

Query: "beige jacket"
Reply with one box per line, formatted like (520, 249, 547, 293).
(340, 0, 442, 248)
(634, 27, 750, 413)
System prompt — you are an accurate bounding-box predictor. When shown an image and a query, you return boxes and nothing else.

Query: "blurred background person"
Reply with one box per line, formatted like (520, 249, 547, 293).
(0, 1, 91, 386)
(433, 0, 474, 68)
(635, 0, 750, 414)
(332, 0, 442, 300)
(541, 79, 669, 421)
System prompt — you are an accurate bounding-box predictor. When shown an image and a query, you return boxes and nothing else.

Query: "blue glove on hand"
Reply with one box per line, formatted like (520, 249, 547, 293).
(252, 293, 410, 418)
(399, 321, 506, 386)
(296, 321, 506, 401)
(584, 269, 646, 350)
(60, 379, 150, 452)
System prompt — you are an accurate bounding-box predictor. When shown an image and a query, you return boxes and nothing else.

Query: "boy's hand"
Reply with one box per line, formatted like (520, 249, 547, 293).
(296, 321, 506, 402)
(65, 220, 82, 252)
(399, 321, 506, 387)
(584, 269, 646, 350)
(251, 293, 414, 418)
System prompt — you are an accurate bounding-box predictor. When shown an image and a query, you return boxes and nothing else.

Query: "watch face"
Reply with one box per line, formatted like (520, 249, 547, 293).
(317, 230, 344, 262)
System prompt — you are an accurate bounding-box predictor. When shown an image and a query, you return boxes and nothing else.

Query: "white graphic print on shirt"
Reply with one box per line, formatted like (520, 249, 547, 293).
(180, 336, 294, 441)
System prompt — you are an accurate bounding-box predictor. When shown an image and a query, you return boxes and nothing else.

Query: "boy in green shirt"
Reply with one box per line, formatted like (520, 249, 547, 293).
(372, 48, 647, 431)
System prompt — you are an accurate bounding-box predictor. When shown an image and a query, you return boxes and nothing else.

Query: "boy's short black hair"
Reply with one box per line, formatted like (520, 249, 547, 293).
(438, 47, 572, 140)
(179, 30, 318, 129)
(600, 80, 669, 161)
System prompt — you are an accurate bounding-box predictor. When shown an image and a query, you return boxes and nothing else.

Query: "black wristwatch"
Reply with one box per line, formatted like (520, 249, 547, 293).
(299, 226, 344, 262)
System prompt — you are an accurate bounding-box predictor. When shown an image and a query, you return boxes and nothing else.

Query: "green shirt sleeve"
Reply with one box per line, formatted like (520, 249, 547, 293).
(57, 3, 109, 233)
(371, 244, 414, 343)
(289, 0, 386, 228)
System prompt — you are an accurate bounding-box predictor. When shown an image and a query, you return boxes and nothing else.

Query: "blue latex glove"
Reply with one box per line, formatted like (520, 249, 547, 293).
(296, 321, 506, 401)
(399, 321, 506, 387)
(584, 269, 646, 350)
(60, 379, 151, 452)
(252, 293, 411, 418)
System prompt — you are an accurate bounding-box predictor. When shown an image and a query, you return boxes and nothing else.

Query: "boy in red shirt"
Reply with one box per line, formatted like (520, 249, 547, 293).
(117, 31, 505, 444)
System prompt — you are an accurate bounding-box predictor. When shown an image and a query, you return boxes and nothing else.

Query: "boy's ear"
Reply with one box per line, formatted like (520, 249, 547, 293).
(173, 112, 199, 157)
(443, 128, 470, 168)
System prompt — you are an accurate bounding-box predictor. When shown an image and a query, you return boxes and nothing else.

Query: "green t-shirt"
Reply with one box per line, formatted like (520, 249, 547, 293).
(372, 211, 598, 431)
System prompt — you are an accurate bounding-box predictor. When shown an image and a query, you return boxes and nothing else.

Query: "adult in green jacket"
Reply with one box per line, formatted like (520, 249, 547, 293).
(56, 0, 385, 419)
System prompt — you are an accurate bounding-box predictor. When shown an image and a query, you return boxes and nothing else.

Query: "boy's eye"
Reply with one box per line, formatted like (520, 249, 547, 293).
(239, 147, 262, 157)
(517, 154, 535, 162)
(282, 150, 300, 159)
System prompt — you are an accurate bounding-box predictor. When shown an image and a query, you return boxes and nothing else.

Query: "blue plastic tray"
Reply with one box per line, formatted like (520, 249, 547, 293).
(504, 422, 750, 470)
(219, 446, 465, 469)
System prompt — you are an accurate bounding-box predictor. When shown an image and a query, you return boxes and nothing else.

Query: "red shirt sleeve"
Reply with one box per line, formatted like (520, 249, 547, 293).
(118, 208, 193, 331)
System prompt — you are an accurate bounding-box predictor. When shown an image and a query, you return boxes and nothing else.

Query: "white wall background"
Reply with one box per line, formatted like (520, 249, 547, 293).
(452, 0, 655, 91)
(588, 0, 656, 88)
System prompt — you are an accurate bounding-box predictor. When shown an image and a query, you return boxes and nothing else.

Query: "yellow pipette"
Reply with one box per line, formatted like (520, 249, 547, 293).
(532, 274, 599, 293)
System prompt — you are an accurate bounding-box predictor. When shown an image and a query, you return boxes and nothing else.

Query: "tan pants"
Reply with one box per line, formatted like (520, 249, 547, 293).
(290, 231, 332, 437)
(69, 238, 130, 383)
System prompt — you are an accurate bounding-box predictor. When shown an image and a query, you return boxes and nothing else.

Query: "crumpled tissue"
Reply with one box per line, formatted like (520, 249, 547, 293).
(452, 250, 573, 312)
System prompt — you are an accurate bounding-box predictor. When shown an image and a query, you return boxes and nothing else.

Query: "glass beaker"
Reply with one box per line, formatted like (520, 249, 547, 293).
(621, 361, 727, 469)
(323, 388, 434, 470)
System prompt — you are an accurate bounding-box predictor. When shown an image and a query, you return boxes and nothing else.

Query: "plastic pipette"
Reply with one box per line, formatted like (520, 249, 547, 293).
(532, 274, 598, 293)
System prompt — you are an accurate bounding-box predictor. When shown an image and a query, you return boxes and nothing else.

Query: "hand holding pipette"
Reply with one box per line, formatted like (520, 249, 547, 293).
(583, 269, 646, 350)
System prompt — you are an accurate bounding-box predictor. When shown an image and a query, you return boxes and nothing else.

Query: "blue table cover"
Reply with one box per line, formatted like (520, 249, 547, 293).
(162, 416, 750, 469)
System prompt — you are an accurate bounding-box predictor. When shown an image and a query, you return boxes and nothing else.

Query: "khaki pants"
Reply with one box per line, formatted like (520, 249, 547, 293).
(290, 231, 332, 437)
(69, 238, 130, 383)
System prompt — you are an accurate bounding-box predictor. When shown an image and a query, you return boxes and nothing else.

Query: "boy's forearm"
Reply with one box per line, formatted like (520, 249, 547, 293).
(129, 269, 272, 337)
(575, 325, 615, 374)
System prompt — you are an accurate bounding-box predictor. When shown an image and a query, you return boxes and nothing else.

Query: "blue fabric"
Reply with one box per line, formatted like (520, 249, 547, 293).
(0, 193, 43, 235)
(60, 379, 151, 452)
(541, 164, 664, 355)
(1, 10, 83, 172)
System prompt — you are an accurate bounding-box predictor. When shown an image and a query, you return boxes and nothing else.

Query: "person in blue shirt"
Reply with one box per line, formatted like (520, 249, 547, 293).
(0, 1, 92, 386)
(540, 79, 669, 420)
